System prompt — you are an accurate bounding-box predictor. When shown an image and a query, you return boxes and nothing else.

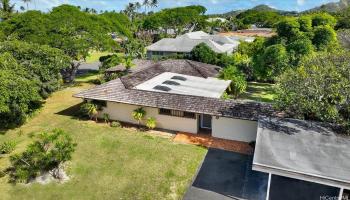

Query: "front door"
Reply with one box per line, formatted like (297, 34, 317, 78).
(201, 114, 212, 129)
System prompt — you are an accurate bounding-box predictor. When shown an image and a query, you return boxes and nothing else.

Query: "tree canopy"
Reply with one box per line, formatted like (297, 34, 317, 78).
(276, 52, 350, 131)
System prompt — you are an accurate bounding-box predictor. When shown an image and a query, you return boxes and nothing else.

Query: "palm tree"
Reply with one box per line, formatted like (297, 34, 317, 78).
(124, 3, 137, 20)
(21, 0, 30, 10)
(132, 107, 146, 128)
(142, 0, 150, 13)
(135, 2, 141, 13)
(0, 0, 15, 20)
(149, 0, 158, 10)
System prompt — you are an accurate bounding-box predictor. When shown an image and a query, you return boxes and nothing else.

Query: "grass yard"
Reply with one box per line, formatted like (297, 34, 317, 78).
(240, 82, 276, 103)
(0, 78, 206, 200)
(85, 51, 112, 63)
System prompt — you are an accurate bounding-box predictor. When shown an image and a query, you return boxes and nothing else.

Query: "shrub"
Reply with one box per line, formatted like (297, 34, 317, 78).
(132, 107, 146, 128)
(190, 43, 217, 65)
(79, 102, 98, 121)
(146, 117, 157, 130)
(218, 65, 247, 99)
(103, 113, 110, 123)
(110, 121, 121, 128)
(0, 141, 17, 154)
(9, 129, 76, 183)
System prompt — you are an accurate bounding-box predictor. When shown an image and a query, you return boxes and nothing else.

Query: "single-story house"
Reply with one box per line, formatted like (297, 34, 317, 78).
(145, 31, 253, 59)
(74, 59, 278, 143)
(254, 118, 350, 200)
(75, 59, 350, 199)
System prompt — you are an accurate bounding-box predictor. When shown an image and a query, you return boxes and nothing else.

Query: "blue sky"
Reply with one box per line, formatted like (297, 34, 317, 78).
(13, 0, 339, 14)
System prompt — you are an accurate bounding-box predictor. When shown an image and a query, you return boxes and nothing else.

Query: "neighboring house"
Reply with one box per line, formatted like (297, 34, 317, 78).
(206, 17, 228, 23)
(146, 31, 253, 59)
(254, 118, 350, 200)
(74, 59, 277, 143)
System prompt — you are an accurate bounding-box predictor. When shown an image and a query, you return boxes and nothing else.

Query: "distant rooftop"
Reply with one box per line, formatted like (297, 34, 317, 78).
(146, 31, 242, 54)
(253, 118, 350, 188)
(135, 72, 231, 98)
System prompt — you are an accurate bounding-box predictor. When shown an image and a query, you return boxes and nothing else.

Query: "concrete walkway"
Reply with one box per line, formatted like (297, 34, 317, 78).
(174, 132, 253, 155)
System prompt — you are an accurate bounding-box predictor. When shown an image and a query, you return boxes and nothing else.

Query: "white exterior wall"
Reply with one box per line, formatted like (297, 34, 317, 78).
(212, 117, 258, 142)
(100, 102, 198, 134)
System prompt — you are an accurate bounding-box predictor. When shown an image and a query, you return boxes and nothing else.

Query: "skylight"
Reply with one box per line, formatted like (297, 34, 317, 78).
(153, 85, 171, 92)
(163, 80, 180, 86)
(171, 76, 187, 81)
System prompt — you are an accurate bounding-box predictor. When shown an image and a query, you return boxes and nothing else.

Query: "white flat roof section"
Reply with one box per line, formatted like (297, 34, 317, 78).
(134, 72, 231, 98)
(253, 118, 350, 188)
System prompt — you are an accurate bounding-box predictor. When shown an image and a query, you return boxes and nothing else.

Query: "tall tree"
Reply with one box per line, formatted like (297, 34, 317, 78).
(21, 0, 31, 10)
(0, 0, 15, 20)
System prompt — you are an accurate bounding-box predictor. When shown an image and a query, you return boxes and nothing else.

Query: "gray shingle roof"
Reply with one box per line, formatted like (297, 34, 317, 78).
(74, 59, 281, 121)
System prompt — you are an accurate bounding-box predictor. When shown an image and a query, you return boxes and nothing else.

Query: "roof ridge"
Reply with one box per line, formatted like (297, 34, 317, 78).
(185, 60, 208, 78)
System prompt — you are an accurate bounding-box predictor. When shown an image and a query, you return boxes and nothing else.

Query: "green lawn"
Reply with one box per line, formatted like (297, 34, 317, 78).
(85, 51, 112, 63)
(240, 82, 276, 103)
(0, 78, 206, 200)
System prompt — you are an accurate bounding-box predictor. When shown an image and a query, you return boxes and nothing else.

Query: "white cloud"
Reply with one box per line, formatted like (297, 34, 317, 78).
(297, 0, 305, 6)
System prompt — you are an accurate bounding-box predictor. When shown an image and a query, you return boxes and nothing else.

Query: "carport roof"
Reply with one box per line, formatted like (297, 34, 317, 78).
(253, 118, 350, 188)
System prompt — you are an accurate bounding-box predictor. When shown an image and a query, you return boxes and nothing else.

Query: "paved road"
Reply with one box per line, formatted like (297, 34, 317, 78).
(77, 61, 100, 75)
(184, 148, 268, 200)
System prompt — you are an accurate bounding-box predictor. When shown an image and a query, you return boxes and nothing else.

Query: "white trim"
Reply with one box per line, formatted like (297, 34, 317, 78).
(253, 164, 350, 189)
(266, 173, 271, 200)
(339, 188, 344, 200)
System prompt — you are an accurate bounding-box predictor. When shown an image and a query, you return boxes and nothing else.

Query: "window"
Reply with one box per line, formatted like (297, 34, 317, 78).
(171, 76, 187, 81)
(158, 109, 196, 119)
(159, 108, 171, 115)
(184, 112, 196, 119)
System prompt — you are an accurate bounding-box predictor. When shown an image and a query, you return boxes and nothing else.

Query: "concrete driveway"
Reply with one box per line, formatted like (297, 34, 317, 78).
(184, 148, 268, 200)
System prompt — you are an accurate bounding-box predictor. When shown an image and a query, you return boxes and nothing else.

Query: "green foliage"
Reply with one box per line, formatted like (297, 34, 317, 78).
(276, 52, 350, 130)
(190, 43, 217, 65)
(218, 66, 247, 98)
(142, 6, 207, 35)
(110, 121, 121, 128)
(79, 102, 98, 121)
(99, 54, 122, 71)
(287, 37, 314, 65)
(146, 117, 157, 130)
(0, 53, 42, 128)
(103, 113, 110, 124)
(276, 18, 301, 40)
(298, 15, 313, 32)
(311, 13, 337, 28)
(0, 140, 17, 154)
(257, 44, 289, 81)
(132, 107, 146, 127)
(0, 40, 71, 98)
(235, 10, 283, 28)
(1, 4, 124, 83)
(312, 25, 338, 51)
(9, 129, 77, 183)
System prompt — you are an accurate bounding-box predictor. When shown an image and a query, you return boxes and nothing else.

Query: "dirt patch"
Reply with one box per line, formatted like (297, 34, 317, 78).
(174, 133, 253, 155)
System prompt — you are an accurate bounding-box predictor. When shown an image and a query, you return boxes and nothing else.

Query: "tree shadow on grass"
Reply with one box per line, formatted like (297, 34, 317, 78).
(55, 102, 83, 119)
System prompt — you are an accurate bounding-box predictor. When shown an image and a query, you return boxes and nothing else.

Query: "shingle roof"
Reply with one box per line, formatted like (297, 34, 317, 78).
(105, 59, 156, 73)
(120, 60, 221, 89)
(74, 59, 281, 121)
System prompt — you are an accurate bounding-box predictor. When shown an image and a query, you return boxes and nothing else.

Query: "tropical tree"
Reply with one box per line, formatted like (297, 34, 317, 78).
(312, 25, 338, 51)
(218, 65, 247, 99)
(80, 102, 98, 121)
(190, 43, 217, 65)
(22, 0, 31, 10)
(123, 56, 135, 71)
(0, 53, 41, 128)
(132, 107, 146, 128)
(149, 0, 158, 10)
(9, 129, 77, 183)
(275, 52, 350, 132)
(0, 0, 15, 20)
